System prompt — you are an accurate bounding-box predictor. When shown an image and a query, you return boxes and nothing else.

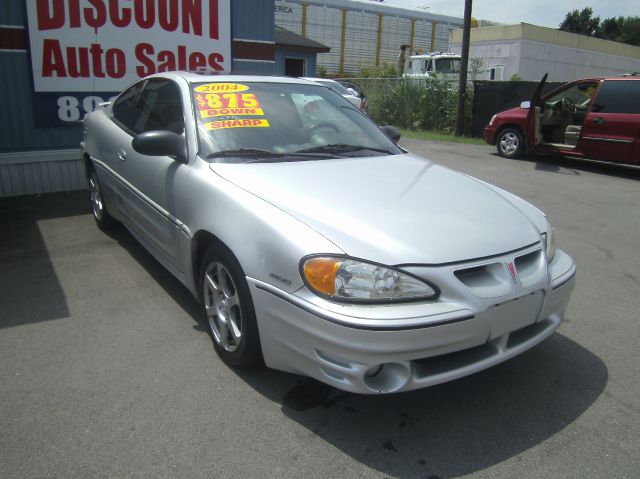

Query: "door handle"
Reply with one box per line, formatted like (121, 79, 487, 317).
(117, 149, 127, 161)
(593, 117, 605, 125)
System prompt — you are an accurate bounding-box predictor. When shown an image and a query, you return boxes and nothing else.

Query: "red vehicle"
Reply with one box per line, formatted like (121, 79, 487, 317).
(484, 74, 640, 165)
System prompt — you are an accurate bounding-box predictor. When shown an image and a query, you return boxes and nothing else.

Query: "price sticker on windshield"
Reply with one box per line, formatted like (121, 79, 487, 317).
(194, 83, 250, 93)
(204, 118, 270, 130)
(195, 92, 264, 118)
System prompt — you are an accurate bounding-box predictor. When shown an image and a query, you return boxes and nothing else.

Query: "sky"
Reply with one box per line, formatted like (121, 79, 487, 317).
(352, 1, 639, 28)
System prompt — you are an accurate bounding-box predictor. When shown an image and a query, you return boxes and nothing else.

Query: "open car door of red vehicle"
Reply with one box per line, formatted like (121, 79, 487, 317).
(526, 73, 548, 150)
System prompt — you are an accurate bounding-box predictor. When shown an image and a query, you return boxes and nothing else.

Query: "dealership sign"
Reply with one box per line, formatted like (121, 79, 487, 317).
(25, 0, 231, 124)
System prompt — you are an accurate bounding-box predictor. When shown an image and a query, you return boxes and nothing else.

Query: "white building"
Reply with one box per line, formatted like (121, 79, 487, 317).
(450, 23, 640, 82)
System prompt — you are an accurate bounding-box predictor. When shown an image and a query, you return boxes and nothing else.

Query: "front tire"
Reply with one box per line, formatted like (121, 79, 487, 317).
(200, 244, 262, 368)
(88, 168, 117, 230)
(497, 127, 524, 159)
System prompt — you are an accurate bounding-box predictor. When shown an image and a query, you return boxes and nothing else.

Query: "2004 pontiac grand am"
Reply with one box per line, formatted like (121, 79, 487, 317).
(81, 72, 576, 394)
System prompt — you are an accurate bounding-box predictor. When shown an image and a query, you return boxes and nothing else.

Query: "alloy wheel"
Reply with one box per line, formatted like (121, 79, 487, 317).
(500, 132, 519, 156)
(89, 172, 104, 221)
(203, 261, 243, 352)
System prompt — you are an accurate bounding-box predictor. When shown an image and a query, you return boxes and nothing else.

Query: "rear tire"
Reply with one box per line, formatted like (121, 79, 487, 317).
(199, 244, 262, 368)
(497, 127, 524, 159)
(88, 168, 117, 230)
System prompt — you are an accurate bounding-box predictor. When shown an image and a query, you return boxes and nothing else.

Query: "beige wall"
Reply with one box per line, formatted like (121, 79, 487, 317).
(451, 23, 640, 60)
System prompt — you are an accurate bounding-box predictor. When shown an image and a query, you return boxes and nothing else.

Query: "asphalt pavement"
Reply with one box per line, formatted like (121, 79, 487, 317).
(1, 139, 639, 478)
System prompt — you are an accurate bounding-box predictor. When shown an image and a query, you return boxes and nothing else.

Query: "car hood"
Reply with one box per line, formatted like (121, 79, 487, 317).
(496, 106, 529, 119)
(210, 154, 542, 265)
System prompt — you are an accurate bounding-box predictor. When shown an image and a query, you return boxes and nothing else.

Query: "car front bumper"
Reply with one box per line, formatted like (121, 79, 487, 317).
(249, 247, 576, 394)
(484, 125, 497, 145)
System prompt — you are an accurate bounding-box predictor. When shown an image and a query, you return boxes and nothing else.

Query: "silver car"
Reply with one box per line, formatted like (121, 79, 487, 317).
(299, 77, 365, 112)
(81, 72, 576, 394)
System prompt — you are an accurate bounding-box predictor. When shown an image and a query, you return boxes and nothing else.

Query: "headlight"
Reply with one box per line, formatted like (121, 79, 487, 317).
(301, 256, 438, 303)
(542, 221, 557, 262)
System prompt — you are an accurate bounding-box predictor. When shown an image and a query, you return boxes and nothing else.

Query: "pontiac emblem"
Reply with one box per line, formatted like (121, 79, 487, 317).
(506, 261, 518, 283)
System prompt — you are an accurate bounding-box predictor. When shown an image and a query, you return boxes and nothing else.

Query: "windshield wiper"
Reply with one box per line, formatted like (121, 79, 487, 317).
(205, 148, 339, 163)
(205, 148, 284, 159)
(295, 144, 395, 155)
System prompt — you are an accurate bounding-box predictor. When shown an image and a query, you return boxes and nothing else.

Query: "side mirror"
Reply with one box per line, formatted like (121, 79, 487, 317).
(132, 130, 187, 163)
(520, 100, 531, 109)
(380, 125, 401, 143)
(346, 87, 359, 96)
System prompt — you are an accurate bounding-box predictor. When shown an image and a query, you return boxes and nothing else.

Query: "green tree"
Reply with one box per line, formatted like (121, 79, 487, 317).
(617, 17, 640, 46)
(559, 7, 600, 36)
(599, 17, 621, 41)
(559, 9, 640, 47)
(315, 64, 328, 78)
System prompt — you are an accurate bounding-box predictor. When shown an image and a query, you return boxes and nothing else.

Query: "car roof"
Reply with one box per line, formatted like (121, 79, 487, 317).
(408, 52, 460, 59)
(146, 71, 320, 86)
(299, 77, 337, 83)
(565, 76, 640, 83)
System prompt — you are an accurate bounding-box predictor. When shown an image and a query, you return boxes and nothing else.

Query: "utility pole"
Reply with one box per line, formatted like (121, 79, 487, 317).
(454, 0, 472, 136)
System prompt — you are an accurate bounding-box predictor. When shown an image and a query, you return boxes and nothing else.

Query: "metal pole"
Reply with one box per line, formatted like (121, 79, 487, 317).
(430, 22, 437, 52)
(454, 0, 472, 137)
(339, 9, 347, 76)
(409, 18, 416, 55)
(301, 3, 308, 37)
(375, 14, 384, 66)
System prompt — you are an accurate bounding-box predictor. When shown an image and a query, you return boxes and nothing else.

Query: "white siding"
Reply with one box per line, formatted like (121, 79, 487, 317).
(0, 150, 84, 197)
(451, 40, 523, 81)
(451, 37, 640, 82)
(518, 39, 640, 82)
(344, 11, 379, 72)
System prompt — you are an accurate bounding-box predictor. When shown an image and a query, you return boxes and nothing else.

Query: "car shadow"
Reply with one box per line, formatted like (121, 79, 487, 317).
(102, 224, 205, 330)
(491, 152, 640, 180)
(231, 332, 606, 478)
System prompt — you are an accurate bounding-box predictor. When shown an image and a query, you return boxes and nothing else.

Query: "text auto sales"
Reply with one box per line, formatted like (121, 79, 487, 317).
(36, 0, 225, 78)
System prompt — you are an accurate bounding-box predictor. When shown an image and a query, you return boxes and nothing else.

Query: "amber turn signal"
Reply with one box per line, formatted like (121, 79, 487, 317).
(303, 257, 339, 295)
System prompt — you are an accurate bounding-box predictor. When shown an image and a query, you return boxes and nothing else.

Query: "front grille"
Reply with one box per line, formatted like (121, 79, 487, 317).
(514, 249, 545, 288)
(412, 317, 555, 379)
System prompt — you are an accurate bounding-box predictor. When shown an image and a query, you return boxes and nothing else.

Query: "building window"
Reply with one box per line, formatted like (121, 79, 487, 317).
(486, 65, 505, 81)
(285, 58, 305, 77)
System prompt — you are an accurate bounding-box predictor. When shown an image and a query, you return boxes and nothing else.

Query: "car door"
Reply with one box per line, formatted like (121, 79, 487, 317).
(578, 79, 640, 164)
(93, 80, 146, 216)
(112, 78, 190, 274)
(527, 73, 548, 149)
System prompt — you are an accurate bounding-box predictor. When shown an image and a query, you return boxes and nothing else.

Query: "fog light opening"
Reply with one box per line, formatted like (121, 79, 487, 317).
(363, 362, 410, 393)
(365, 364, 383, 377)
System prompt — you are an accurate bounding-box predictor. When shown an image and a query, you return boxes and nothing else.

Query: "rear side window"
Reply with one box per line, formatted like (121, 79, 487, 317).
(133, 79, 184, 134)
(592, 80, 640, 114)
(112, 79, 184, 135)
(112, 81, 145, 131)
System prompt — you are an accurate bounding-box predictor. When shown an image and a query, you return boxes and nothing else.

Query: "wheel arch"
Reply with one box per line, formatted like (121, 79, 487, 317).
(191, 230, 242, 294)
(496, 123, 526, 143)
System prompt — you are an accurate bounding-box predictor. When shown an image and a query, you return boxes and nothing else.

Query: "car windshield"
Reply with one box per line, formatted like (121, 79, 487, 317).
(191, 81, 401, 163)
(435, 58, 461, 74)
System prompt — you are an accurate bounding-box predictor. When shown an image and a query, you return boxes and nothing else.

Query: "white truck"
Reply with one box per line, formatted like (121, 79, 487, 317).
(403, 52, 462, 80)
